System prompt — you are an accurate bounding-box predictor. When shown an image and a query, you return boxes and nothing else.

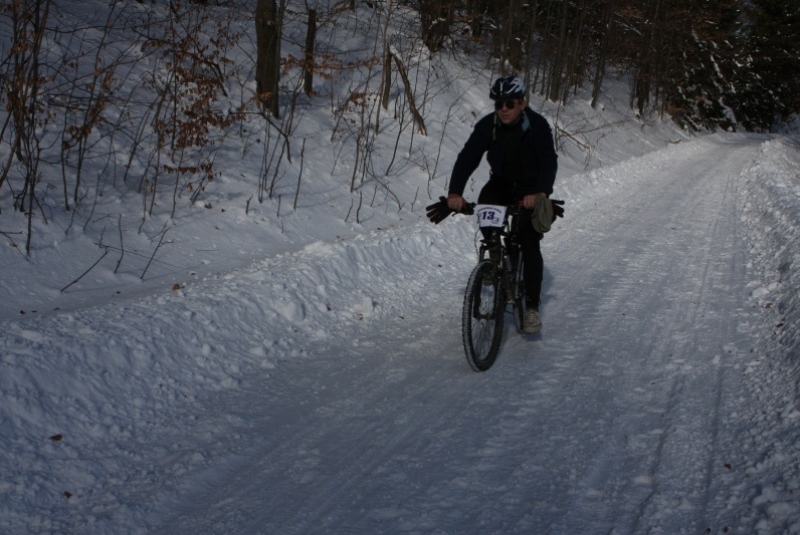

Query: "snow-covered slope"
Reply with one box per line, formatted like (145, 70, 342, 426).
(3, 1, 800, 532)
(3, 134, 799, 534)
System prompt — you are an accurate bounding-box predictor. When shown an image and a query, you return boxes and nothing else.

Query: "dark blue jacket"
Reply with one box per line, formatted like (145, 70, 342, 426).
(449, 107, 558, 198)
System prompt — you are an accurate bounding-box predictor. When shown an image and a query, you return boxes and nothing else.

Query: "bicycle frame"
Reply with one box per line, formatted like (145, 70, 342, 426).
(477, 207, 523, 306)
(461, 203, 528, 371)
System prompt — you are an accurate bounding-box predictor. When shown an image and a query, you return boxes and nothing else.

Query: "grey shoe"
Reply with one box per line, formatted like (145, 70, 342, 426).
(523, 309, 542, 333)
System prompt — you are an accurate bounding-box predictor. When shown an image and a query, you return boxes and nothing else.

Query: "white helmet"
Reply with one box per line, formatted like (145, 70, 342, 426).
(490, 76, 527, 100)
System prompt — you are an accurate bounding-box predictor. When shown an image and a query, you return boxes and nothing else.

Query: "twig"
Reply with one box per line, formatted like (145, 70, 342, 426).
(1, 231, 28, 260)
(114, 214, 125, 274)
(344, 197, 354, 223)
(293, 138, 306, 211)
(554, 125, 591, 151)
(62, 249, 110, 293)
(390, 49, 427, 136)
(258, 109, 293, 164)
(141, 227, 170, 280)
(95, 244, 184, 269)
(370, 174, 403, 211)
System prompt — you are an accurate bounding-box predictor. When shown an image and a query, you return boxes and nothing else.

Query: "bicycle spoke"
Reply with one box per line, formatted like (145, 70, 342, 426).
(462, 260, 504, 371)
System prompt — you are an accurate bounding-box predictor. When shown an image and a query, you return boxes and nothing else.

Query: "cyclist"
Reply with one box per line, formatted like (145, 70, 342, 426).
(446, 75, 558, 333)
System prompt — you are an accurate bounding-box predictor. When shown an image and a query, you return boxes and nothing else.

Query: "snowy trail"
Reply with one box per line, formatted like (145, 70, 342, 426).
(7, 135, 798, 534)
(539, 136, 753, 534)
(144, 136, 760, 534)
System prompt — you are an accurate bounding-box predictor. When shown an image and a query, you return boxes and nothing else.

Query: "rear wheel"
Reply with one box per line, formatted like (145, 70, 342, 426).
(510, 249, 526, 333)
(462, 260, 505, 371)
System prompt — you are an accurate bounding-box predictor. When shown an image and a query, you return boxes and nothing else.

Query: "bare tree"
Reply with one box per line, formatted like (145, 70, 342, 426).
(1, 0, 52, 254)
(419, 0, 452, 52)
(255, 0, 282, 117)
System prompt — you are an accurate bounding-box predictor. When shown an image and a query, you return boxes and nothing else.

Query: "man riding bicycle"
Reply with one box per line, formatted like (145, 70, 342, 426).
(446, 76, 558, 334)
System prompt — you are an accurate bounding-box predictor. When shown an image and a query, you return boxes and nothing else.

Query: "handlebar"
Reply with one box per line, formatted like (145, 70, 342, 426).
(427, 197, 529, 225)
(457, 203, 476, 215)
(455, 202, 523, 216)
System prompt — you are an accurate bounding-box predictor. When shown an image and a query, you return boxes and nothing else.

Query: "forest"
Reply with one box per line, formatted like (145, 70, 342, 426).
(1, 0, 798, 253)
(413, 0, 800, 130)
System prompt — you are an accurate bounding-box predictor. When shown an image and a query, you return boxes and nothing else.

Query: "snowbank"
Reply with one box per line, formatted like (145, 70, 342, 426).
(739, 137, 800, 393)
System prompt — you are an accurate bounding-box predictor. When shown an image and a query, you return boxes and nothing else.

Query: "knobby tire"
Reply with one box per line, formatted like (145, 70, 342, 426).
(462, 260, 504, 372)
(511, 249, 526, 333)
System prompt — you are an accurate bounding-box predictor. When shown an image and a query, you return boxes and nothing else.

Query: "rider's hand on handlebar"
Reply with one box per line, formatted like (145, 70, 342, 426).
(521, 193, 546, 210)
(426, 195, 476, 224)
(426, 197, 454, 224)
(447, 194, 467, 212)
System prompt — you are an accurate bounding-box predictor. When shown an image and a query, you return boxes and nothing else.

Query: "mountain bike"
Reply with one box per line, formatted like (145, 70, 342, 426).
(461, 204, 527, 371)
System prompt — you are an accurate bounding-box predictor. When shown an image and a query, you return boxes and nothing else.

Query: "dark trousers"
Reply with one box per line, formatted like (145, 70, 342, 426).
(478, 181, 544, 309)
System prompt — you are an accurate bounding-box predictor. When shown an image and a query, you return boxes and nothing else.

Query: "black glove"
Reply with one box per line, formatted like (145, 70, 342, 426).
(425, 197, 476, 224)
(426, 197, 453, 224)
(551, 199, 565, 222)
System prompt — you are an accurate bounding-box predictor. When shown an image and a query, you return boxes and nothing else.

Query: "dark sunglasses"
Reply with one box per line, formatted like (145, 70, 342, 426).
(494, 99, 519, 111)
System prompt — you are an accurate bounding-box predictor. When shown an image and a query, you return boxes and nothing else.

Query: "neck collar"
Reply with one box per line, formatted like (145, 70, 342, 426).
(495, 109, 530, 131)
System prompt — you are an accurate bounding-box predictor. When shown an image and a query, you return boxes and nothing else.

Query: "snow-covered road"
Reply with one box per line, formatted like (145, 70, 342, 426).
(148, 136, 758, 535)
(3, 135, 799, 534)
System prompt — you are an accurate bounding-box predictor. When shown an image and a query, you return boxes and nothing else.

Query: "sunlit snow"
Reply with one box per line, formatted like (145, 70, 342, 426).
(1, 2, 799, 534)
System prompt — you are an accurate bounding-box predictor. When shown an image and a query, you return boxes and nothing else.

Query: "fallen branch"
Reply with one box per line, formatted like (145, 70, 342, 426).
(389, 47, 427, 136)
(293, 138, 306, 211)
(1, 230, 28, 260)
(344, 196, 354, 223)
(61, 249, 109, 293)
(141, 226, 171, 280)
(95, 244, 184, 270)
(114, 215, 125, 274)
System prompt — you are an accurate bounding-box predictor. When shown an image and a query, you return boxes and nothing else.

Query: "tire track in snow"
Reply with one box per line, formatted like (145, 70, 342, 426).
(533, 136, 761, 534)
(144, 136, 766, 535)
(628, 140, 753, 534)
(146, 226, 502, 534)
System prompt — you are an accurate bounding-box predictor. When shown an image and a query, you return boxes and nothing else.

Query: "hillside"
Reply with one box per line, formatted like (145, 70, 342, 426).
(2, 1, 800, 533)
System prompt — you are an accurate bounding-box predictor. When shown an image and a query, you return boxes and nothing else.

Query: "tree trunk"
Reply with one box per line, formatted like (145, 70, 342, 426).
(255, 0, 280, 118)
(466, 0, 489, 37)
(635, 0, 662, 116)
(591, 0, 612, 108)
(499, 0, 526, 73)
(562, 0, 587, 102)
(303, 9, 316, 96)
(522, 0, 539, 92)
(548, 0, 570, 102)
(419, 0, 451, 52)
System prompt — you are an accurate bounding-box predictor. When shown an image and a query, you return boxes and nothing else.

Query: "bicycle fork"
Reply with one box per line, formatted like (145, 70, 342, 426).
(479, 242, 515, 306)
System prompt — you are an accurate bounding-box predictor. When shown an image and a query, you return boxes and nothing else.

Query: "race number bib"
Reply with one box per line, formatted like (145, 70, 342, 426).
(475, 204, 506, 228)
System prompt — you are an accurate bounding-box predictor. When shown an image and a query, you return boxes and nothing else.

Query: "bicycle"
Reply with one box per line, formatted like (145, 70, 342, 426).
(460, 203, 527, 372)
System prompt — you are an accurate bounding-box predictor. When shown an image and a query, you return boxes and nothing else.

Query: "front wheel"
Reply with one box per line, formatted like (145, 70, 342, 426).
(462, 260, 505, 371)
